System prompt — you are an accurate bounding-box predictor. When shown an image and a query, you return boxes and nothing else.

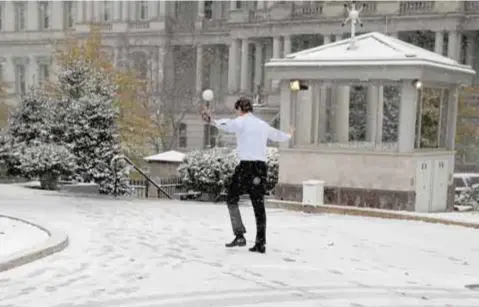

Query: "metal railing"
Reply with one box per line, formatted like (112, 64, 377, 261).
(399, 1, 435, 15)
(465, 1, 479, 12)
(292, 2, 324, 19)
(110, 155, 171, 199)
(128, 20, 150, 29)
(129, 176, 186, 199)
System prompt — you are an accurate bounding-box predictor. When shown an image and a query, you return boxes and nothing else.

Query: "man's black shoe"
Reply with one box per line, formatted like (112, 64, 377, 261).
(225, 236, 246, 247)
(248, 244, 266, 254)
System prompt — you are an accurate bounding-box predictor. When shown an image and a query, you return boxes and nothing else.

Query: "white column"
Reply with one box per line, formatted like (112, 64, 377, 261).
(27, 1, 39, 31)
(112, 1, 121, 21)
(95, 1, 102, 22)
(148, 1, 158, 19)
(158, 0, 167, 20)
(466, 33, 476, 67)
(317, 85, 328, 143)
(230, 0, 236, 10)
(210, 47, 221, 104)
(85, 0, 94, 22)
(27, 56, 35, 88)
(129, 1, 136, 20)
(76, 1, 84, 24)
(4, 1, 14, 32)
(273, 37, 281, 58)
(376, 86, 384, 144)
(272, 37, 281, 90)
(122, 1, 129, 21)
(398, 81, 419, 152)
(240, 39, 249, 92)
(297, 84, 315, 145)
(196, 45, 203, 96)
(323, 35, 331, 44)
(279, 80, 292, 148)
(155, 46, 165, 92)
(254, 42, 263, 87)
(366, 85, 378, 142)
(51, 1, 63, 30)
(257, 0, 265, 9)
(446, 87, 459, 150)
(448, 31, 460, 61)
(267, 1, 275, 8)
(334, 86, 350, 143)
(198, 1, 205, 18)
(228, 39, 239, 92)
(435, 31, 444, 55)
(3, 58, 13, 94)
(332, 34, 349, 143)
(283, 36, 292, 57)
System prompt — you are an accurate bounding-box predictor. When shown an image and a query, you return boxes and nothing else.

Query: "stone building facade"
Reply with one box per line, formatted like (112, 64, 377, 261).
(0, 1, 478, 150)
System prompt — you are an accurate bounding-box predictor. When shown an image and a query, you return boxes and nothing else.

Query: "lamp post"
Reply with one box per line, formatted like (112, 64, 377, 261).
(202, 89, 215, 148)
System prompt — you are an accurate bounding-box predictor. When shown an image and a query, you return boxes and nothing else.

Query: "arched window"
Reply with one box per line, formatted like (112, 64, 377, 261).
(178, 123, 187, 148)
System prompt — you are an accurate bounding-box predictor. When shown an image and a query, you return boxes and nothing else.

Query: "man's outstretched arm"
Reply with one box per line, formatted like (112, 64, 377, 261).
(213, 118, 243, 133)
(267, 125, 294, 142)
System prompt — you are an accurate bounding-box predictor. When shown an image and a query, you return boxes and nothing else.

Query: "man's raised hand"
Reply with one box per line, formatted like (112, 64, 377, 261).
(288, 125, 295, 137)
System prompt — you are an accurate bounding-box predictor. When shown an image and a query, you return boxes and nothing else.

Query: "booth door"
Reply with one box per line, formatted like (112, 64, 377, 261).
(415, 160, 433, 213)
(431, 159, 448, 212)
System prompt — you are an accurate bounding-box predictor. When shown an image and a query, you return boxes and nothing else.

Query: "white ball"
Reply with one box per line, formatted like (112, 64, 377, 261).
(202, 89, 214, 102)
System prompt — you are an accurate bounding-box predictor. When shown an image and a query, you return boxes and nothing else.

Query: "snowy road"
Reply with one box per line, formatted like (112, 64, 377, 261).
(1, 184, 479, 307)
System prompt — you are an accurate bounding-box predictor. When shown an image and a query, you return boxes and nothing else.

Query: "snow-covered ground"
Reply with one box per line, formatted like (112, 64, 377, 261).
(1, 184, 479, 307)
(0, 216, 48, 258)
(425, 211, 479, 224)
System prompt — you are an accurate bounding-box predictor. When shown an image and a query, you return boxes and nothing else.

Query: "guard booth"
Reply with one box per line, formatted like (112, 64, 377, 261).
(265, 32, 475, 212)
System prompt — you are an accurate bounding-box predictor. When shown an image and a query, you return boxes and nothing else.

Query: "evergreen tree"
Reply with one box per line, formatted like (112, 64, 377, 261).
(0, 89, 76, 189)
(56, 60, 131, 195)
(2, 90, 53, 177)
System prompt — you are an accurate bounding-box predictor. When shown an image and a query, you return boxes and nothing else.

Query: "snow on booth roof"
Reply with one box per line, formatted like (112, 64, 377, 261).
(266, 32, 474, 75)
(143, 150, 185, 163)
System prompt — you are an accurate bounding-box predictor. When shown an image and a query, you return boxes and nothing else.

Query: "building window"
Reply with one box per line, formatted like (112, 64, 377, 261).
(103, 1, 112, 22)
(204, 1, 213, 19)
(39, 2, 50, 30)
(137, 1, 148, 20)
(38, 63, 50, 85)
(235, 1, 245, 9)
(64, 1, 75, 29)
(15, 64, 26, 96)
(178, 123, 187, 148)
(14, 2, 26, 31)
(204, 125, 218, 148)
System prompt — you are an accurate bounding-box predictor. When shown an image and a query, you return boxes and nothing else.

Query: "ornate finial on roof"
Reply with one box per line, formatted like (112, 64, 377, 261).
(341, 1, 366, 50)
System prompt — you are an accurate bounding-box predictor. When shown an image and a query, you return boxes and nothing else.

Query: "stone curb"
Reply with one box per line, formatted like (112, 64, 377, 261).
(0, 214, 69, 273)
(266, 200, 479, 229)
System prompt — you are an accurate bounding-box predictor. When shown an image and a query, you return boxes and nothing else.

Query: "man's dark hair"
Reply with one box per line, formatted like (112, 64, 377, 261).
(234, 97, 253, 113)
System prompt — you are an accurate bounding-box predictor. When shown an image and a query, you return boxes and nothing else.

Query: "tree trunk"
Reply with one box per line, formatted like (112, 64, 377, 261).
(40, 172, 59, 190)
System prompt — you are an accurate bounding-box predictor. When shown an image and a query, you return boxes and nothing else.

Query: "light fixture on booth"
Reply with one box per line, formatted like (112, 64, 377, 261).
(290, 80, 309, 92)
(412, 79, 422, 89)
(290, 80, 300, 92)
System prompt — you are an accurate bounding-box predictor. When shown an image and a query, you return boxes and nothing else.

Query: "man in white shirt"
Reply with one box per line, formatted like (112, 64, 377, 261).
(204, 97, 293, 254)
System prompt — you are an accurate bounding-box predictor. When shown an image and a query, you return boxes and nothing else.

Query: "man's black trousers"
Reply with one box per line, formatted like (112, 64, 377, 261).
(226, 160, 268, 246)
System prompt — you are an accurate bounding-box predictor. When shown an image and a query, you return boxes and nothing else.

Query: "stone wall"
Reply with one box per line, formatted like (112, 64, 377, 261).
(275, 183, 455, 212)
